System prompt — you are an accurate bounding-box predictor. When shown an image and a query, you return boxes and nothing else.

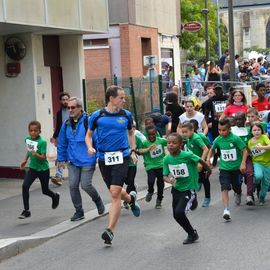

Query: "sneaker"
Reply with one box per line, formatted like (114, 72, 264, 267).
(259, 196, 265, 206)
(202, 197, 210, 207)
(155, 199, 162, 209)
(52, 192, 60, 209)
(183, 230, 199, 245)
(94, 197, 105, 215)
(129, 191, 141, 217)
(70, 211, 85, 221)
(18, 210, 31, 219)
(246, 195, 255, 206)
(223, 208, 231, 221)
(51, 176, 63, 186)
(145, 192, 153, 202)
(101, 228, 114, 245)
(190, 195, 198, 211)
(234, 193, 241, 206)
(123, 201, 130, 210)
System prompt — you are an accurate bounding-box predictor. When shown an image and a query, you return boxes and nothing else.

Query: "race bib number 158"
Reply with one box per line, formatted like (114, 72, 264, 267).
(169, 164, 189, 178)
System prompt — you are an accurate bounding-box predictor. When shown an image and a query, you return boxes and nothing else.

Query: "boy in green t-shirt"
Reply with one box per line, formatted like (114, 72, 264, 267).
(246, 107, 268, 132)
(231, 112, 254, 205)
(138, 125, 167, 209)
(163, 133, 211, 245)
(182, 121, 211, 207)
(19, 121, 60, 219)
(207, 118, 247, 221)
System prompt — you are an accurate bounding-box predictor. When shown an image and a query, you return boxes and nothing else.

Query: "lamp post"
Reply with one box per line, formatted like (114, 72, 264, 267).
(202, 0, 209, 63)
(228, 0, 236, 81)
(216, 0, 222, 58)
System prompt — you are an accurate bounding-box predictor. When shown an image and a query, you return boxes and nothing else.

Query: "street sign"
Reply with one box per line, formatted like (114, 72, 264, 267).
(143, 55, 157, 66)
(182, 21, 202, 32)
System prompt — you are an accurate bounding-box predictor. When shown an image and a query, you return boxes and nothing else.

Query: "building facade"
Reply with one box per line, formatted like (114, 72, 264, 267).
(219, 0, 270, 56)
(0, 0, 108, 177)
(84, 0, 181, 83)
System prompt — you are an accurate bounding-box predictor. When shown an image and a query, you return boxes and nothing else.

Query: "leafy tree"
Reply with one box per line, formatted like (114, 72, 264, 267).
(180, 0, 228, 63)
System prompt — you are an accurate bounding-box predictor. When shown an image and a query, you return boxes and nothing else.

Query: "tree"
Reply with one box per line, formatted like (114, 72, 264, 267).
(180, 0, 228, 63)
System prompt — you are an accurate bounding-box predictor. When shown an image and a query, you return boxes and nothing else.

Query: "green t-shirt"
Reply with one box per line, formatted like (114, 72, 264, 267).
(163, 151, 200, 192)
(25, 136, 49, 171)
(248, 134, 270, 166)
(197, 132, 211, 148)
(231, 126, 251, 146)
(212, 132, 246, 171)
(186, 132, 206, 158)
(128, 131, 146, 167)
(140, 137, 167, 171)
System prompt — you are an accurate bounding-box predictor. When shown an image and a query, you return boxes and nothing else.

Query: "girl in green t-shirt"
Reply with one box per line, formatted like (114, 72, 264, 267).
(248, 122, 270, 205)
(18, 121, 60, 219)
(163, 133, 211, 245)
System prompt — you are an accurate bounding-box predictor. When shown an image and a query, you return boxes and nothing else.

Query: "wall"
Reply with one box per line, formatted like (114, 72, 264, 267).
(60, 35, 84, 98)
(0, 34, 36, 166)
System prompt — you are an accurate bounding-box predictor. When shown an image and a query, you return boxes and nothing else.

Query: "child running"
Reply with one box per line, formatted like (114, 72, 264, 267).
(19, 121, 60, 219)
(248, 122, 270, 205)
(163, 133, 211, 244)
(207, 118, 247, 221)
(138, 125, 167, 209)
(181, 121, 211, 207)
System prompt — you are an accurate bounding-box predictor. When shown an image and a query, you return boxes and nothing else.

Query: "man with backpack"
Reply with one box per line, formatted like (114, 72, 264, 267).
(57, 97, 105, 221)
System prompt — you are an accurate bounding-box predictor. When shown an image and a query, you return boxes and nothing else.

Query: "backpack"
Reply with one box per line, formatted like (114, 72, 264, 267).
(91, 108, 130, 130)
(65, 114, 88, 134)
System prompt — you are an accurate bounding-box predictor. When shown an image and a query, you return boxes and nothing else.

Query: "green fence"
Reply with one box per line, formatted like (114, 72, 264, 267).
(83, 76, 164, 128)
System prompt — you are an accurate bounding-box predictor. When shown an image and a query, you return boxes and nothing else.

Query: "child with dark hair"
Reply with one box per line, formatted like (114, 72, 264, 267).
(138, 125, 167, 208)
(248, 122, 270, 205)
(163, 133, 211, 244)
(19, 121, 60, 219)
(207, 118, 247, 221)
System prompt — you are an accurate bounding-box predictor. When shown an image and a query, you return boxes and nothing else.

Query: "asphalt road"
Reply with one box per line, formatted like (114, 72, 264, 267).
(2, 169, 270, 270)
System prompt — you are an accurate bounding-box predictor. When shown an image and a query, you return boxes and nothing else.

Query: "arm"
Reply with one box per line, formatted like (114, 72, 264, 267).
(85, 129, 96, 156)
(206, 148, 213, 167)
(163, 175, 175, 185)
(137, 144, 156, 155)
(128, 129, 137, 163)
(240, 148, 248, 174)
(20, 152, 29, 170)
(201, 118, 208, 135)
(31, 151, 46, 160)
(199, 158, 212, 178)
(176, 121, 182, 134)
(166, 122, 172, 136)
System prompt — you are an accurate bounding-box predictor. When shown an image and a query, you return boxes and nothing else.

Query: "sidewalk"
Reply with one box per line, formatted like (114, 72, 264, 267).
(0, 160, 162, 261)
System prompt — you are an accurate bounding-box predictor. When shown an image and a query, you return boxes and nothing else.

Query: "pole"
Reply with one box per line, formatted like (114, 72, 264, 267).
(149, 67, 154, 112)
(129, 77, 139, 128)
(228, 0, 236, 81)
(216, 0, 222, 58)
(158, 74, 164, 114)
(82, 79, 87, 112)
(205, 0, 209, 62)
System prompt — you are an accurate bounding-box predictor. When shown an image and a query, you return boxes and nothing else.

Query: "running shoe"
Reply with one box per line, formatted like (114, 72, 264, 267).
(155, 199, 162, 209)
(129, 191, 141, 217)
(234, 193, 241, 206)
(202, 197, 210, 207)
(183, 230, 199, 245)
(52, 192, 60, 209)
(223, 208, 231, 221)
(259, 196, 265, 206)
(70, 211, 85, 221)
(246, 196, 255, 206)
(94, 197, 105, 215)
(18, 210, 31, 219)
(145, 192, 153, 202)
(101, 228, 114, 245)
(123, 201, 130, 210)
(51, 176, 63, 186)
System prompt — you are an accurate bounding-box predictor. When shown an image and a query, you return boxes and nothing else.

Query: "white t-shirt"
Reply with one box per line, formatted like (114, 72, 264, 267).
(179, 112, 205, 132)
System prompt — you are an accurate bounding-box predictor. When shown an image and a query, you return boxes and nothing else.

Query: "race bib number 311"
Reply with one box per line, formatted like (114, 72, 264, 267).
(104, 151, 123, 166)
(220, 149, 237, 162)
(169, 164, 189, 178)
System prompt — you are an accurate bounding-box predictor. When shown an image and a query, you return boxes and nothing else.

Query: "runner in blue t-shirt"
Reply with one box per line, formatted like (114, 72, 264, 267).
(85, 85, 141, 245)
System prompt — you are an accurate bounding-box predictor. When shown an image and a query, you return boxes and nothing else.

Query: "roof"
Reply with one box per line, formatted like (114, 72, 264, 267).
(217, 0, 270, 8)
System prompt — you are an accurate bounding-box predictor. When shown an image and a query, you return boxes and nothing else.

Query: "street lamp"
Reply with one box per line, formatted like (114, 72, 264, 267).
(202, 0, 209, 63)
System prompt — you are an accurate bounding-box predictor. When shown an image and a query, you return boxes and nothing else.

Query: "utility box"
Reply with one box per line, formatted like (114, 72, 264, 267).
(143, 55, 157, 66)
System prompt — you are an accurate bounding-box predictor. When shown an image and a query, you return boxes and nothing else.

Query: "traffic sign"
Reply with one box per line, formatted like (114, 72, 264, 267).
(182, 21, 202, 32)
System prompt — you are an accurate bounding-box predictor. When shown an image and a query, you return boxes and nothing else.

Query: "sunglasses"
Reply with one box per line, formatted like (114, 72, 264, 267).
(67, 106, 77, 110)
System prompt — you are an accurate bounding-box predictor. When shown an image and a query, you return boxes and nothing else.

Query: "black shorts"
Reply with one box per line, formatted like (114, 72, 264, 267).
(219, 169, 242, 193)
(98, 157, 130, 189)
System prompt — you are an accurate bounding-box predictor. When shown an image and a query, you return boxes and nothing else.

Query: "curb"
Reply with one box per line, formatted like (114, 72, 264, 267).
(0, 183, 171, 262)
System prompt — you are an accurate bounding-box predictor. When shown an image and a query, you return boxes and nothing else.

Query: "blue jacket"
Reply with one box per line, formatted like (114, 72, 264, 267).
(267, 122, 270, 136)
(57, 113, 96, 167)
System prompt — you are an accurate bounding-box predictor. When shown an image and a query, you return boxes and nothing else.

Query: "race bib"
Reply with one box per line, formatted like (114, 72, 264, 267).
(26, 139, 38, 152)
(258, 110, 269, 122)
(221, 149, 237, 162)
(251, 146, 265, 157)
(150, 145, 163, 158)
(104, 151, 123, 165)
(169, 164, 189, 178)
(214, 102, 226, 113)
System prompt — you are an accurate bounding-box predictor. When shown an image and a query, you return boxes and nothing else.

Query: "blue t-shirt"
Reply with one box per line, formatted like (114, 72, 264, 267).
(88, 109, 133, 160)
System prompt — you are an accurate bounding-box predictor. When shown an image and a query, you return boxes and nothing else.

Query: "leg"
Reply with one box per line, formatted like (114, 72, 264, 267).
(147, 169, 156, 195)
(108, 185, 122, 232)
(245, 156, 254, 197)
(222, 190, 229, 208)
(155, 168, 165, 201)
(125, 166, 137, 194)
(22, 168, 37, 210)
(38, 170, 56, 199)
(68, 164, 83, 213)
